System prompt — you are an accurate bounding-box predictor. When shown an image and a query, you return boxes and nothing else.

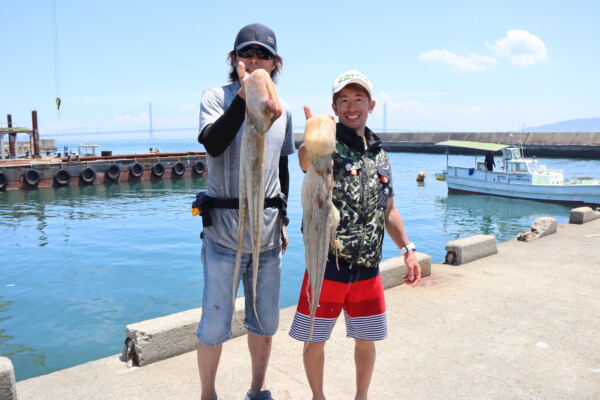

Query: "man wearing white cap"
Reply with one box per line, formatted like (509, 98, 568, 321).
(291, 70, 421, 400)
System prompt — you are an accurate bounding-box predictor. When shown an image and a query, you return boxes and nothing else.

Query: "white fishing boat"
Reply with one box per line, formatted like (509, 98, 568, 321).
(435, 140, 600, 206)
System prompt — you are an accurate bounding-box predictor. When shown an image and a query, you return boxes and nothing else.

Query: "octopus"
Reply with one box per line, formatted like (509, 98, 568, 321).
(233, 66, 282, 326)
(301, 114, 341, 342)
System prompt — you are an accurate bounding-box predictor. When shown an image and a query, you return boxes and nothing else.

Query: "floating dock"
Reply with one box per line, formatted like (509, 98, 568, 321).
(0, 111, 207, 191)
(0, 152, 207, 191)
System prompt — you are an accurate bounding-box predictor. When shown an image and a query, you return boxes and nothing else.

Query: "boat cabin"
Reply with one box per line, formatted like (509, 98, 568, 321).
(501, 147, 546, 174)
(502, 147, 521, 161)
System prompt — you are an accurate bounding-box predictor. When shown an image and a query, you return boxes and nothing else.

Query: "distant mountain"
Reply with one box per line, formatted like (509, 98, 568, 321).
(526, 118, 600, 132)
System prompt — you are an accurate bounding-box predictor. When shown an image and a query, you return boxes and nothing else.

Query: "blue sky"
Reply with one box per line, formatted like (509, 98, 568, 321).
(1, 0, 599, 140)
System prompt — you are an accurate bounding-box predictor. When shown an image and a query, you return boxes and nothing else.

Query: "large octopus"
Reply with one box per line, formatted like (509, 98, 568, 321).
(301, 114, 340, 342)
(233, 67, 282, 325)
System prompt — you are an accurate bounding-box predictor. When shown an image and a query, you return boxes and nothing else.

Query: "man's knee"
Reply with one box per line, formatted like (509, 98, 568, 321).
(247, 332, 272, 345)
(305, 341, 326, 353)
(354, 339, 375, 349)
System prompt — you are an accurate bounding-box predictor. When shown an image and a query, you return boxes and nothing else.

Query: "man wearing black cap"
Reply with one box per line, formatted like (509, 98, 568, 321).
(195, 23, 294, 400)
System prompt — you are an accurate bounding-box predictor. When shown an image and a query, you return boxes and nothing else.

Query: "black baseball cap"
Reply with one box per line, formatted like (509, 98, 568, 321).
(234, 23, 277, 55)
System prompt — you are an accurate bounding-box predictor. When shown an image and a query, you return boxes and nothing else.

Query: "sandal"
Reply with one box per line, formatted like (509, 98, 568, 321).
(244, 389, 274, 400)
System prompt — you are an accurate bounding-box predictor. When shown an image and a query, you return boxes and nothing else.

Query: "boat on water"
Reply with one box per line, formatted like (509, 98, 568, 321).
(435, 140, 600, 206)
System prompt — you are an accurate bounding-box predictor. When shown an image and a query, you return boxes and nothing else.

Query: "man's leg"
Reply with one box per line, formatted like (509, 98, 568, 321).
(197, 342, 222, 400)
(343, 270, 386, 400)
(303, 341, 327, 400)
(290, 258, 352, 400)
(243, 244, 281, 397)
(196, 236, 244, 400)
(248, 333, 272, 396)
(354, 339, 376, 400)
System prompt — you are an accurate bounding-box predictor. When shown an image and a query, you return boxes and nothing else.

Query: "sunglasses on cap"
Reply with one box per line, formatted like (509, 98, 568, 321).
(236, 46, 275, 60)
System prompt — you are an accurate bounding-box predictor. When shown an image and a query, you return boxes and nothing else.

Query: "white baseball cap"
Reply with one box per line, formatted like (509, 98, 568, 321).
(332, 69, 373, 100)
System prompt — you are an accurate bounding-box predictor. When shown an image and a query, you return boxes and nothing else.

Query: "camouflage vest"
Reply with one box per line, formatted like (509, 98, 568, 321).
(331, 139, 392, 268)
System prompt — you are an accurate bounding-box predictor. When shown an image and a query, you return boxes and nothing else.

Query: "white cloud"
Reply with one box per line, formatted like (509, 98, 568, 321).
(418, 49, 497, 73)
(114, 113, 149, 125)
(376, 92, 428, 115)
(373, 91, 495, 131)
(487, 30, 548, 66)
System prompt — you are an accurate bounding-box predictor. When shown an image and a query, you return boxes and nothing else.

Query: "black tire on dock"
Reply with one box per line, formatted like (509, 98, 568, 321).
(80, 167, 96, 184)
(0, 173, 7, 190)
(193, 161, 205, 175)
(172, 161, 186, 177)
(129, 162, 144, 178)
(54, 169, 72, 186)
(24, 169, 41, 186)
(105, 164, 121, 181)
(151, 162, 165, 177)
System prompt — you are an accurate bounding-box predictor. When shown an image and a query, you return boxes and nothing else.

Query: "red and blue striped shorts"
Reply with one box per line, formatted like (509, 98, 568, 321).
(289, 253, 387, 342)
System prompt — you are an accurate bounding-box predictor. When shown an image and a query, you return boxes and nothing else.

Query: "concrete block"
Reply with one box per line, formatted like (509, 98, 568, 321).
(380, 252, 431, 290)
(569, 207, 600, 224)
(445, 235, 497, 266)
(124, 297, 246, 367)
(531, 217, 557, 238)
(0, 357, 17, 400)
(517, 217, 557, 242)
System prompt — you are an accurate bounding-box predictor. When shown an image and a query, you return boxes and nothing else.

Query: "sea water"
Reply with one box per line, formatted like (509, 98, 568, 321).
(1, 139, 597, 380)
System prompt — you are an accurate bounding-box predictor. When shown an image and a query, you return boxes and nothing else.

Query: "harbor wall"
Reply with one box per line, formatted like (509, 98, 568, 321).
(294, 131, 600, 158)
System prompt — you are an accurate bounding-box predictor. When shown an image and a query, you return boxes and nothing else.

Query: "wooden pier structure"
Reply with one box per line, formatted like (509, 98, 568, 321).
(0, 112, 40, 160)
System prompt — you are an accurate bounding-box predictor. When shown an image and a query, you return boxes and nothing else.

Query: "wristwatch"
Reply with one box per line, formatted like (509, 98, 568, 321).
(401, 242, 416, 255)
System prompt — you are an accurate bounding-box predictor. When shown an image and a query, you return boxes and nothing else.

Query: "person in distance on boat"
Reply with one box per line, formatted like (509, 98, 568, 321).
(195, 23, 294, 400)
(485, 151, 496, 171)
(290, 69, 422, 400)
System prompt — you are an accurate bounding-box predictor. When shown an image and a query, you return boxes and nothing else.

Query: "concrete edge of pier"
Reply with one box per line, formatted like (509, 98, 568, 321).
(123, 252, 433, 367)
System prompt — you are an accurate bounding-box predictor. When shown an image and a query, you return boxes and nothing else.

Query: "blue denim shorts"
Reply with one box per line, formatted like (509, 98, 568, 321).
(196, 235, 282, 346)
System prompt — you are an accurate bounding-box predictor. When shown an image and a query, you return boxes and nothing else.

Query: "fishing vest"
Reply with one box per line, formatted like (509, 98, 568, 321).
(331, 139, 392, 268)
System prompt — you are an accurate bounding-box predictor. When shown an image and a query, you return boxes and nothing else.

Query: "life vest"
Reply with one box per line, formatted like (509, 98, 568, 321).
(331, 138, 392, 268)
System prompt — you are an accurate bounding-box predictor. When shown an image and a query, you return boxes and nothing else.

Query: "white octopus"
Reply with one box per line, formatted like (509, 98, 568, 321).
(233, 68, 282, 326)
(301, 114, 341, 342)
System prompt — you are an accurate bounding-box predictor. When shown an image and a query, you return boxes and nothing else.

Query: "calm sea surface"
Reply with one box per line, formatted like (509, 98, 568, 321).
(1, 139, 597, 380)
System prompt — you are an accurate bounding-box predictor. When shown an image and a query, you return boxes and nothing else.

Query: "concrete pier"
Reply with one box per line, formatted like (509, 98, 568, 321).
(13, 218, 600, 399)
